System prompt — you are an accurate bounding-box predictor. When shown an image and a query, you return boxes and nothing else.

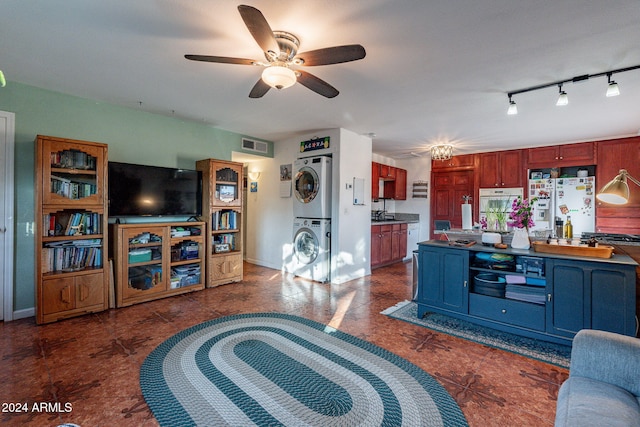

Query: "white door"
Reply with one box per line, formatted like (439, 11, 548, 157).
(0, 110, 15, 321)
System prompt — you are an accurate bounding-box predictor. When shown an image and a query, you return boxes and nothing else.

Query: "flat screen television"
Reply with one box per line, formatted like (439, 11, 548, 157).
(108, 162, 202, 217)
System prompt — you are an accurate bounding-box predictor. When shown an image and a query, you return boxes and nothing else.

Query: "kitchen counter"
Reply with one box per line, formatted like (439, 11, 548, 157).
(419, 239, 638, 266)
(416, 239, 638, 344)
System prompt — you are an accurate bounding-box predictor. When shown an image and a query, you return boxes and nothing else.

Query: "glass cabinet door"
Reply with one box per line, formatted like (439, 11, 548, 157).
(121, 227, 168, 299)
(41, 139, 106, 206)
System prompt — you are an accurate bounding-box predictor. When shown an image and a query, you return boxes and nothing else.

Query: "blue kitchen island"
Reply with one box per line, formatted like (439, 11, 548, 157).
(417, 240, 638, 344)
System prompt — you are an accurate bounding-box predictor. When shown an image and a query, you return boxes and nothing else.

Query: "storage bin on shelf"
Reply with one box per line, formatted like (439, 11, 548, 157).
(128, 249, 151, 263)
(171, 264, 201, 288)
(473, 273, 506, 297)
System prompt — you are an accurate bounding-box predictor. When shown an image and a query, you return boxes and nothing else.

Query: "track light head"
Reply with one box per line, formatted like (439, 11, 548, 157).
(507, 94, 518, 115)
(606, 73, 620, 97)
(556, 84, 568, 106)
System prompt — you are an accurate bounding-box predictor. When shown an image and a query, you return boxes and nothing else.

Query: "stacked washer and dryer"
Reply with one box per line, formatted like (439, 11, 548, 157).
(292, 156, 332, 282)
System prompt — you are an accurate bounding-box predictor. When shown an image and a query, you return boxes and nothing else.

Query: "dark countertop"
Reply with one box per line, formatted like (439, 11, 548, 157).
(371, 219, 420, 225)
(418, 239, 638, 266)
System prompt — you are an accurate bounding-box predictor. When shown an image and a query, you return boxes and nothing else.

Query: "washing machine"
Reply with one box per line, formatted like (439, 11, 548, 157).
(292, 218, 331, 282)
(293, 156, 332, 219)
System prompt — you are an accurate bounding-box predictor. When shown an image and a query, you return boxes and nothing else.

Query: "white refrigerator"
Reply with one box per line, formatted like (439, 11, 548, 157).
(528, 177, 596, 237)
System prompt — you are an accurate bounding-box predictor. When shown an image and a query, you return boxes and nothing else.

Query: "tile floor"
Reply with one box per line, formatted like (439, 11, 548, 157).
(0, 261, 568, 426)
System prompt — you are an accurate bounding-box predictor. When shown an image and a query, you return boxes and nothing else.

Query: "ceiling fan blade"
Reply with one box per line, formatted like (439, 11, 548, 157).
(184, 55, 256, 65)
(295, 45, 366, 66)
(249, 78, 271, 98)
(296, 70, 339, 98)
(238, 5, 279, 56)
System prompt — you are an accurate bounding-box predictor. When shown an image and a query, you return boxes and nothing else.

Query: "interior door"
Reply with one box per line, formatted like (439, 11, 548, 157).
(0, 110, 15, 321)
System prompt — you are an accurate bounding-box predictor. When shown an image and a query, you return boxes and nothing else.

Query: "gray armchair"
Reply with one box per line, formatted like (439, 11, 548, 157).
(555, 329, 640, 427)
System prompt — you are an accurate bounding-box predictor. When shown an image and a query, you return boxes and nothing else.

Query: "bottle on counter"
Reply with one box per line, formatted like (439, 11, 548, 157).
(564, 216, 573, 239)
(555, 219, 563, 239)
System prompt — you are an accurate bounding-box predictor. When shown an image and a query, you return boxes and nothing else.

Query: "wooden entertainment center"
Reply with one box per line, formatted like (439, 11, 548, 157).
(35, 134, 245, 323)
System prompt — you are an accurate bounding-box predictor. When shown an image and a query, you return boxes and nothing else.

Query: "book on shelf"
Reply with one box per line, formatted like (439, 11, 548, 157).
(213, 210, 238, 230)
(51, 149, 96, 170)
(42, 239, 103, 273)
(43, 213, 102, 236)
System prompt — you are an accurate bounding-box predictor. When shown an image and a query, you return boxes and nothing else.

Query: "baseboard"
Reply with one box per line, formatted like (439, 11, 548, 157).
(13, 307, 35, 320)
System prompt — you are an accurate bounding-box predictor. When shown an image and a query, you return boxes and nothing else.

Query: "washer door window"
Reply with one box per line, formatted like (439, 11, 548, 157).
(294, 228, 319, 264)
(294, 167, 319, 203)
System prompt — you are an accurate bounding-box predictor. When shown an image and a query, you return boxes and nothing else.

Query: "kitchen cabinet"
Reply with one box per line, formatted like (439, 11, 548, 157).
(379, 164, 396, 180)
(478, 150, 523, 188)
(371, 222, 408, 268)
(418, 246, 468, 313)
(431, 153, 476, 170)
(595, 136, 640, 234)
(372, 162, 407, 200)
(416, 242, 637, 344)
(526, 142, 596, 168)
(372, 162, 381, 200)
(371, 224, 392, 267)
(383, 167, 407, 200)
(430, 170, 474, 237)
(547, 258, 637, 338)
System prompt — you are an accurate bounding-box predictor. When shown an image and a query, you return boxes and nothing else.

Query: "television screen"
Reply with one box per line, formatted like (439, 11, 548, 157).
(108, 162, 202, 217)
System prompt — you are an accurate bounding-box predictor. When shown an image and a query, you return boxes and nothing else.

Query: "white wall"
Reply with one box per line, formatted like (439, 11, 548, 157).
(394, 156, 432, 242)
(244, 128, 373, 284)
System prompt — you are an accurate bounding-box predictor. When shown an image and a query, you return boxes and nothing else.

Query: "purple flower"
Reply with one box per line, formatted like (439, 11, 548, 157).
(507, 196, 538, 229)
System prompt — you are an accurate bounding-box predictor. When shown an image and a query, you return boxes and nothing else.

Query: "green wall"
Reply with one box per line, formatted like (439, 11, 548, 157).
(0, 82, 272, 312)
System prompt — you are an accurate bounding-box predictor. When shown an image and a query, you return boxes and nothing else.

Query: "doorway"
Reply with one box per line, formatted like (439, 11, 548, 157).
(0, 110, 15, 321)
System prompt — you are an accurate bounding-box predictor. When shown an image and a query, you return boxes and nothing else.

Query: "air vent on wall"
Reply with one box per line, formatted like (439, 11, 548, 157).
(242, 138, 268, 154)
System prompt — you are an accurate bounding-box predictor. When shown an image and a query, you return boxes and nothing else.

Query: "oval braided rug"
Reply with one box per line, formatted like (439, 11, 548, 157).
(140, 313, 468, 426)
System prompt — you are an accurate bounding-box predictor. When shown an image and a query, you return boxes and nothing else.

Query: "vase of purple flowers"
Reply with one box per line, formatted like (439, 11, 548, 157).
(508, 196, 538, 249)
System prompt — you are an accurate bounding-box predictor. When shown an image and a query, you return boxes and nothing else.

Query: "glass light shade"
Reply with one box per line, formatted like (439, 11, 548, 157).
(556, 91, 568, 106)
(261, 66, 296, 90)
(606, 82, 620, 97)
(248, 171, 261, 181)
(431, 144, 454, 161)
(596, 171, 629, 204)
(0, 70, 5, 87)
(507, 101, 518, 115)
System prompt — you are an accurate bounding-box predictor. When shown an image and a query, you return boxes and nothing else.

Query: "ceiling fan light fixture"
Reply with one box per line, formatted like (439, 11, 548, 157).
(261, 65, 297, 90)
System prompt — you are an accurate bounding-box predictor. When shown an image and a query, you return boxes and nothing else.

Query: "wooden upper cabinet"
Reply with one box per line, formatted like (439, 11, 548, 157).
(479, 150, 523, 188)
(595, 136, 640, 233)
(379, 164, 396, 180)
(431, 154, 476, 170)
(371, 162, 380, 200)
(527, 142, 596, 168)
(394, 168, 407, 200)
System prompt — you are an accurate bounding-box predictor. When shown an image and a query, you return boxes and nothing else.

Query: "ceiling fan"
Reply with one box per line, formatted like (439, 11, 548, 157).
(185, 5, 366, 98)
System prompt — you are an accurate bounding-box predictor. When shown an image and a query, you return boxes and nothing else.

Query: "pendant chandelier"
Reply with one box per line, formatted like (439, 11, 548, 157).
(431, 144, 454, 161)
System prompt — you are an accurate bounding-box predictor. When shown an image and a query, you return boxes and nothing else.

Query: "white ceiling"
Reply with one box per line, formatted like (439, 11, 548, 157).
(2, 1, 640, 158)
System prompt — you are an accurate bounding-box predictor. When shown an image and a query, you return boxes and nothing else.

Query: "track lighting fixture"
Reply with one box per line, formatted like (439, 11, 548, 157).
(606, 73, 620, 97)
(507, 94, 518, 115)
(556, 84, 568, 106)
(505, 63, 640, 114)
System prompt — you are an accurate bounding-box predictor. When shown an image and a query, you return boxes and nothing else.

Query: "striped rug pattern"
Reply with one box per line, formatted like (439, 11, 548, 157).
(141, 313, 468, 426)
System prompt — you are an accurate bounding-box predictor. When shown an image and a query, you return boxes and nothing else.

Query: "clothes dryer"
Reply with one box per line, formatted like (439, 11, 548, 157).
(293, 156, 332, 219)
(292, 218, 331, 282)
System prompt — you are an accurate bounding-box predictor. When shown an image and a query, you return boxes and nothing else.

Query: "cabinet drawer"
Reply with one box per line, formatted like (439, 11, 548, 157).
(469, 293, 545, 331)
